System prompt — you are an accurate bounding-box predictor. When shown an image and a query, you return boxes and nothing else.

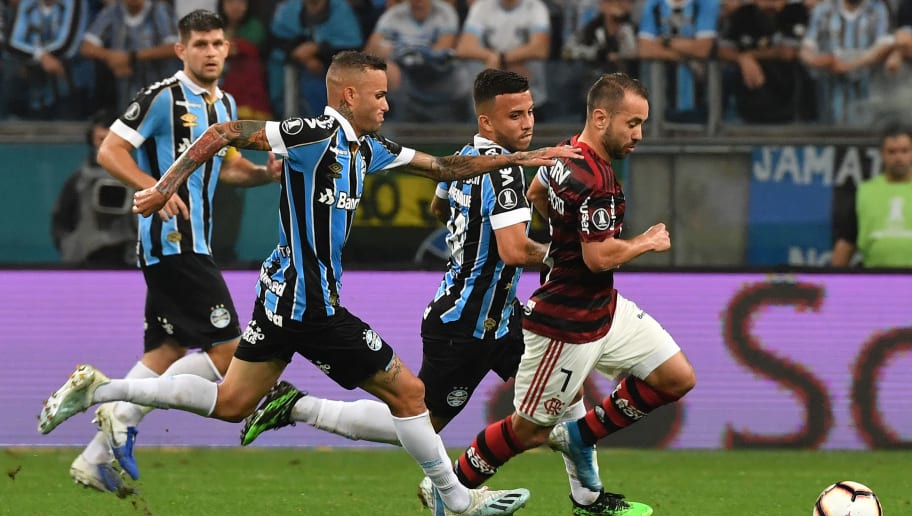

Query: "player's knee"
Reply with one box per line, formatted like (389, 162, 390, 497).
(212, 389, 257, 422)
(388, 375, 426, 416)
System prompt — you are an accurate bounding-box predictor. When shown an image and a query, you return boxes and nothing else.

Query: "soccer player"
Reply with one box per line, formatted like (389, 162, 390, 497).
(38, 51, 578, 515)
(450, 73, 697, 516)
(68, 9, 282, 492)
(236, 68, 637, 516)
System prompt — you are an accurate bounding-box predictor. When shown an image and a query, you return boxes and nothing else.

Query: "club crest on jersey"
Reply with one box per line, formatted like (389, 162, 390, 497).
(363, 329, 382, 351)
(497, 189, 518, 210)
(210, 304, 231, 328)
(124, 102, 141, 121)
(446, 388, 469, 407)
(166, 231, 182, 243)
(281, 118, 304, 135)
(180, 113, 197, 127)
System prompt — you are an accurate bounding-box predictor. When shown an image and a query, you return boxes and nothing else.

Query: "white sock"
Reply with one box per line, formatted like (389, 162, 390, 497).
(293, 397, 400, 445)
(392, 411, 470, 512)
(81, 361, 158, 464)
(94, 374, 218, 416)
(561, 400, 600, 505)
(113, 352, 223, 421)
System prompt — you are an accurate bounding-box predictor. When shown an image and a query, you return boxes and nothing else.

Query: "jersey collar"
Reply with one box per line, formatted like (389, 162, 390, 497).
(474, 134, 510, 153)
(174, 70, 224, 100)
(324, 106, 358, 144)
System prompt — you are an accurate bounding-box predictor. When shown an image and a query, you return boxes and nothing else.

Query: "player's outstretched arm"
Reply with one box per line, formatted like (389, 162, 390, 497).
(133, 121, 271, 216)
(401, 146, 581, 182)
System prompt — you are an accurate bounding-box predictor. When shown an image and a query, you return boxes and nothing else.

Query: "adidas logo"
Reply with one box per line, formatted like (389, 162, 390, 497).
(487, 492, 525, 510)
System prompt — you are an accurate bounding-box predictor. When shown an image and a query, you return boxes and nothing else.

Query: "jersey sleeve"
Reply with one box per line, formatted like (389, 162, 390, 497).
(565, 174, 622, 243)
(486, 165, 531, 230)
(364, 133, 415, 173)
(109, 87, 170, 148)
(265, 116, 336, 157)
(436, 181, 449, 199)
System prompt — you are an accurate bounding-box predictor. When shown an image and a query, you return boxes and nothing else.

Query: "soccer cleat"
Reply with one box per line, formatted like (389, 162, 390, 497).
(38, 364, 109, 435)
(69, 454, 124, 493)
(571, 491, 654, 516)
(417, 476, 446, 516)
(548, 422, 602, 492)
(240, 380, 306, 446)
(94, 404, 140, 480)
(451, 486, 530, 515)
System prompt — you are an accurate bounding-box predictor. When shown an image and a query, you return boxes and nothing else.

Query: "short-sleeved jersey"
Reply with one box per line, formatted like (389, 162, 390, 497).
(259, 107, 416, 322)
(430, 134, 532, 340)
(802, 0, 891, 56)
(110, 71, 238, 267)
(523, 135, 624, 343)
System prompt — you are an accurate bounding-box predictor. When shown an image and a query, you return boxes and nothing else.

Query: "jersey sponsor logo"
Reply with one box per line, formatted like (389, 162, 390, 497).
(498, 168, 515, 186)
(591, 208, 611, 231)
(304, 116, 334, 130)
(209, 304, 231, 328)
(523, 299, 535, 316)
(281, 118, 305, 134)
(141, 76, 179, 95)
(264, 306, 283, 327)
(318, 188, 335, 205)
(446, 388, 469, 407)
(449, 184, 472, 207)
(548, 186, 565, 215)
(613, 396, 646, 421)
(579, 198, 591, 234)
(259, 269, 288, 296)
(363, 329, 382, 351)
(180, 113, 197, 128)
(241, 321, 265, 344)
(328, 162, 343, 178)
(466, 446, 496, 474)
(124, 102, 141, 121)
(497, 189, 518, 210)
(335, 191, 361, 211)
(550, 160, 571, 185)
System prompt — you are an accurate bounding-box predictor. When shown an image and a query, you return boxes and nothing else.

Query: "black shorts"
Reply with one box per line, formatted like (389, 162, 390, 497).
(418, 306, 525, 420)
(141, 253, 240, 352)
(235, 300, 396, 390)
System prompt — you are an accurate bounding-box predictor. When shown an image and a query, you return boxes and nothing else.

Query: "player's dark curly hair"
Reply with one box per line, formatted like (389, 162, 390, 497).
(586, 73, 648, 116)
(178, 9, 225, 42)
(473, 69, 529, 106)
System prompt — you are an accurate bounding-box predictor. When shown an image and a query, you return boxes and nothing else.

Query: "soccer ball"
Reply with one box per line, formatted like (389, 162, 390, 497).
(813, 481, 883, 516)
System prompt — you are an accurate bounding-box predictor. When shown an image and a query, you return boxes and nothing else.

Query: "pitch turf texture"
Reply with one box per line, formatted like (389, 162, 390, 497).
(2, 448, 910, 515)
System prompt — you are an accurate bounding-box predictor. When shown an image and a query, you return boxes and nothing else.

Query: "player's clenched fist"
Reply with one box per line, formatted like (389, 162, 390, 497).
(643, 223, 671, 252)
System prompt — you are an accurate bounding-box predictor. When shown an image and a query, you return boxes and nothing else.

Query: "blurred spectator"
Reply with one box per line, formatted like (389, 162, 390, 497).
(174, 0, 217, 21)
(455, 0, 551, 110)
(832, 124, 912, 268)
(50, 110, 137, 268)
(364, 0, 469, 121)
(3, 0, 90, 119)
(563, 0, 637, 72)
(268, 0, 363, 116)
(891, 0, 912, 67)
(718, 0, 815, 123)
(218, 0, 272, 119)
(637, 0, 720, 123)
(799, 0, 893, 125)
(80, 0, 180, 112)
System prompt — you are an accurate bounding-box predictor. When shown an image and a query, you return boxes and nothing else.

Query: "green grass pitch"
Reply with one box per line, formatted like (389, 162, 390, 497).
(2, 448, 910, 515)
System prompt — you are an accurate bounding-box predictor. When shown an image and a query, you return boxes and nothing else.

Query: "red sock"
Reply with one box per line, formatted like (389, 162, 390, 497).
(455, 415, 524, 488)
(579, 376, 678, 443)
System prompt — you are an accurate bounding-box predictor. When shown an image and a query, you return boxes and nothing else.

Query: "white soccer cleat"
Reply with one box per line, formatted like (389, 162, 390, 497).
(453, 486, 530, 516)
(69, 454, 124, 493)
(94, 403, 140, 480)
(38, 364, 109, 434)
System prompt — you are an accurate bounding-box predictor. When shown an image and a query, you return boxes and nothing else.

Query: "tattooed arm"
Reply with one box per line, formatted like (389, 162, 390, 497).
(133, 121, 271, 216)
(400, 146, 581, 182)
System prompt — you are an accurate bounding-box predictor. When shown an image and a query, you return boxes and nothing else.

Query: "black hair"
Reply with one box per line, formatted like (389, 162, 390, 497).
(86, 110, 117, 146)
(329, 51, 387, 73)
(473, 69, 529, 106)
(217, 0, 251, 27)
(586, 72, 649, 116)
(178, 9, 225, 42)
(879, 122, 912, 146)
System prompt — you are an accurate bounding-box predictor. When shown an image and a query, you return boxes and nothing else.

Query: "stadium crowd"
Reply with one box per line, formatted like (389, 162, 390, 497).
(1, 0, 912, 126)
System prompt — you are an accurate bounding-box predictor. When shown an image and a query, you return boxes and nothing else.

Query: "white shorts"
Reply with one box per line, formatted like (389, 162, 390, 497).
(513, 293, 680, 426)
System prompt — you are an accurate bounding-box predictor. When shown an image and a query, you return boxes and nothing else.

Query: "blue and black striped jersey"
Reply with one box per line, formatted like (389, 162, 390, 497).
(110, 71, 237, 267)
(431, 135, 532, 339)
(257, 107, 415, 322)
